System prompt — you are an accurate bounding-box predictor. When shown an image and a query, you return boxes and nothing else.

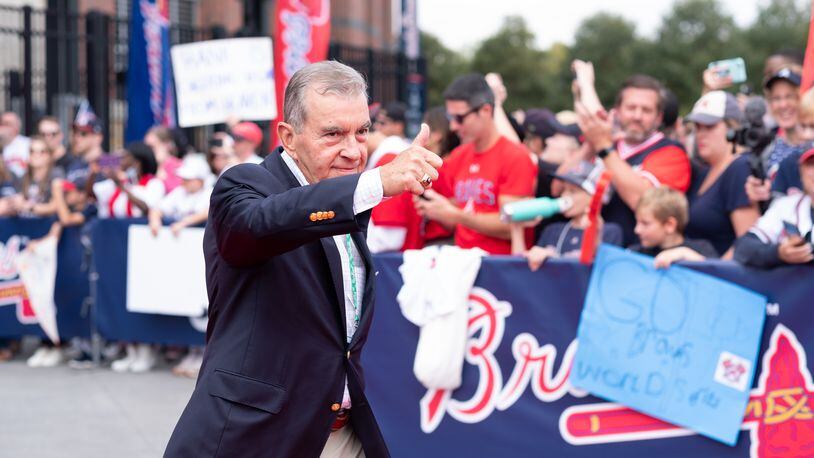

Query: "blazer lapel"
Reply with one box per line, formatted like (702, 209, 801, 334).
(267, 148, 349, 338)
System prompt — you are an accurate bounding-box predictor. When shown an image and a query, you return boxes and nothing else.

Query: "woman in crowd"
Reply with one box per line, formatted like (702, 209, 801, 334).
(12, 135, 59, 218)
(144, 125, 183, 193)
(684, 91, 760, 258)
(93, 142, 165, 372)
(0, 153, 18, 217)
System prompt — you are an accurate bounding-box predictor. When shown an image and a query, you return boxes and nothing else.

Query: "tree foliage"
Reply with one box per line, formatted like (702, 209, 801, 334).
(420, 0, 812, 115)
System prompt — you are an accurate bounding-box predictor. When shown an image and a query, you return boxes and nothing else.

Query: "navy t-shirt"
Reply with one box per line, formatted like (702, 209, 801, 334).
(685, 155, 752, 255)
(536, 221, 624, 256)
(772, 150, 803, 195)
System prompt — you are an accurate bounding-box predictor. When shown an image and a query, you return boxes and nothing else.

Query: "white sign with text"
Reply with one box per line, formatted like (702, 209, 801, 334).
(171, 37, 276, 127)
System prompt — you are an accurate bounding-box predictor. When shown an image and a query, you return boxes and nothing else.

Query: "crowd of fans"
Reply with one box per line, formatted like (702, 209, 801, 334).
(367, 49, 814, 275)
(1, 48, 812, 373)
(0, 103, 267, 374)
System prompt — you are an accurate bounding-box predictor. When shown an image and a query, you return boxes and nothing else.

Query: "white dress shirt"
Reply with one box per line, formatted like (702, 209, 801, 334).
(281, 151, 383, 408)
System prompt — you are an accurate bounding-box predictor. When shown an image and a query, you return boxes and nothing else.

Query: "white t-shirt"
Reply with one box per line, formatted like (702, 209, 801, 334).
(159, 185, 213, 220)
(93, 176, 165, 218)
(750, 194, 813, 244)
(3, 135, 30, 178)
(366, 136, 410, 170)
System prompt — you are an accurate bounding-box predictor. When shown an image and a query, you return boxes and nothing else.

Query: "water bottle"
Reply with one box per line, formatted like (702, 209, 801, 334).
(500, 196, 572, 222)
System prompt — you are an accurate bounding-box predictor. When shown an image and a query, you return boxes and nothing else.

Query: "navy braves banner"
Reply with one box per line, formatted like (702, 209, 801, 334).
(0, 218, 89, 340)
(364, 255, 814, 458)
(92, 219, 205, 346)
(126, 0, 176, 143)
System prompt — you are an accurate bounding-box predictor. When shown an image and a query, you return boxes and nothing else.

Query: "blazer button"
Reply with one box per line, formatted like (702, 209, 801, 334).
(309, 213, 317, 222)
(331, 403, 341, 412)
(327, 211, 335, 219)
(346, 350, 351, 359)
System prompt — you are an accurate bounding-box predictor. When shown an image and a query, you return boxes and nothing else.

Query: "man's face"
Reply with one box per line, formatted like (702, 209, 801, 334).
(71, 128, 99, 155)
(766, 81, 800, 131)
(374, 112, 404, 138)
(616, 88, 662, 144)
(801, 159, 814, 197)
(0, 113, 20, 138)
(446, 100, 489, 145)
(634, 206, 671, 248)
(38, 120, 64, 151)
(284, 91, 370, 184)
(543, 134, 579, 164)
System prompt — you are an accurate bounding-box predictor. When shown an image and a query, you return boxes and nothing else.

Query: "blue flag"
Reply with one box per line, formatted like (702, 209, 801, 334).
(126, 0, 176, 143)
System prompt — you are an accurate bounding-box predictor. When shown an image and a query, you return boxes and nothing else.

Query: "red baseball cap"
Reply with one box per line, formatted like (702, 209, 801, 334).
(231, 122, 263, 147)
(800, 148, 814, 164)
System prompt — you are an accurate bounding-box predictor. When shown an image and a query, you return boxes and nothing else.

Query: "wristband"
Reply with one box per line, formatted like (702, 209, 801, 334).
(597, 146, 615, 159)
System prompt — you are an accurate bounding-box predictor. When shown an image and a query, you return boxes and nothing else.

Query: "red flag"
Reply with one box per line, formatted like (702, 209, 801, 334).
(272, 0, 331, 148)
(801, 0, 814, 93)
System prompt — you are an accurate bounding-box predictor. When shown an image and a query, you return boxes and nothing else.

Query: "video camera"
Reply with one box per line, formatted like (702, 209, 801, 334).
(726, 97, 775, 180)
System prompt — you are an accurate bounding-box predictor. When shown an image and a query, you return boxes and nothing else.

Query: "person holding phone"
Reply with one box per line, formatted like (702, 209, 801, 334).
(734, 147, 814, 267)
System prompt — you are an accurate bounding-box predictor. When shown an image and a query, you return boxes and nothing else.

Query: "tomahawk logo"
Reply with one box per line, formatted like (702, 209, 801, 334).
(559, 324, 814, 457)
(0, 235, 36, 324)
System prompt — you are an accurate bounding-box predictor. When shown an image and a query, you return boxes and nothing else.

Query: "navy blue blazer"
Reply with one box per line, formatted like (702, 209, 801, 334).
(164, 148, 390, 457)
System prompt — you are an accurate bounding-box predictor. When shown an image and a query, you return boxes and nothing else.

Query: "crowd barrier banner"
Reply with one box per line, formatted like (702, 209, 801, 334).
(0, 218, 89, 340)
(3, 217, 814, 457)
(364, 254, 814, 458)
(92, 219, 206, 346)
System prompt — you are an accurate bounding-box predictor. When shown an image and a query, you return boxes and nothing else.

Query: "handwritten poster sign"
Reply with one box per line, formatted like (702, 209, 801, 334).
(571, 245, 766, 445)
(171, 37, 276, 127)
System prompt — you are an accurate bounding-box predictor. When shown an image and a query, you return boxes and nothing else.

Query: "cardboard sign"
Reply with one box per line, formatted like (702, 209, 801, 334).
(572, 245, 766, 445)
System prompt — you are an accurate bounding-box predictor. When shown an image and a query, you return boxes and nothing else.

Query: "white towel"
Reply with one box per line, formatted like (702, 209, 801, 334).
(397, 245, 484, 390)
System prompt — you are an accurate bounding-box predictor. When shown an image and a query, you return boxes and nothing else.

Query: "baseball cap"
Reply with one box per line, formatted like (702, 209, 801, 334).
(73, 100, 103, 134)
(176, 156, 212, 181)
(552, 160, 601, 194)
(799, 147, 814, 164)
(763, 67, 802, 90)
(523, 109, 581, 140)
(685, 91, 744, 125)
(231, 122, 263, 147)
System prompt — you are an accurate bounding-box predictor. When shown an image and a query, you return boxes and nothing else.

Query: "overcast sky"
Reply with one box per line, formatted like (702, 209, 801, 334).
(417, 0, 775, 53)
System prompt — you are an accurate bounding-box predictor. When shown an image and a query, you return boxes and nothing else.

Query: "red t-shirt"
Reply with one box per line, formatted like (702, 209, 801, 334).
(436, 136, 537, 254)
(370, 155, 451, 251)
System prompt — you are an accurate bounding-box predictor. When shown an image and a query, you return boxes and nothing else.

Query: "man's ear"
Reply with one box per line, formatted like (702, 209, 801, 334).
(278, 122, 297, 157)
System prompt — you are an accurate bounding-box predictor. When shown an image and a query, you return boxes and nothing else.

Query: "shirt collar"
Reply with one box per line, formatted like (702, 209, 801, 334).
(281, 150, 310, 186)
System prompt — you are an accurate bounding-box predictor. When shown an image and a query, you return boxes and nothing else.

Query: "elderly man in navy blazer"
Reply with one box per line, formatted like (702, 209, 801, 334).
(164, 61, 441, 458)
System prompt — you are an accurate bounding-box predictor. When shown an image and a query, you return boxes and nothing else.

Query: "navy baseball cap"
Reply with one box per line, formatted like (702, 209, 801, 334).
(764, 67, 802, 89)
(523, 109, 581, 140)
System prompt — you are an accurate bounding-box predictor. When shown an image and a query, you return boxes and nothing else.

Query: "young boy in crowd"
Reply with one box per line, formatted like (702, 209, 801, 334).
(629, 187, 718, 268)
(513, 161, 623, 271)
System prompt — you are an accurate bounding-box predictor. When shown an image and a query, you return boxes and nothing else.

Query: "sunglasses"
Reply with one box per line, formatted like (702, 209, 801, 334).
(40, 130, 61, 137)
(30, 148, 49, 154)
(446, 105, 482, 124)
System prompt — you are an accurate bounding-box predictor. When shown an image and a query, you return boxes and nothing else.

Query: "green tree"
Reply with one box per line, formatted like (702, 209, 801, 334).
(742, 0, 809, 88)
(569, 13, 642, 108)
(651, 0, 747, 110)
(420, 31, 470, 108)
(470, 16, 552, 112)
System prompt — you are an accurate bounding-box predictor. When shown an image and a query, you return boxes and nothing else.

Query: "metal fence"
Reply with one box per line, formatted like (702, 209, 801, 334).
(1, 4, 423, 152)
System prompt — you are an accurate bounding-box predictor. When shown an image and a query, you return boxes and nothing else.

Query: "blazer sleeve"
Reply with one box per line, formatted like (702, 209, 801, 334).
(210, 164, 371, 266)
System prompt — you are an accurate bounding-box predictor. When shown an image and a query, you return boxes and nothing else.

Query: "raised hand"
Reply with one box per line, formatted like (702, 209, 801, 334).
(379, 123, 443, 197)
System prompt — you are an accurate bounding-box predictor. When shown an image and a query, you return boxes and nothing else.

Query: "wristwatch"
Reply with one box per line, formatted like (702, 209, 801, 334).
(596, 146, 615, 159)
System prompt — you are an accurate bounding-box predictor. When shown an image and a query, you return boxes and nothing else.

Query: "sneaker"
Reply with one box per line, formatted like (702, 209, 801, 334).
(172, 351, 202, 378)
(111, 344, 137, 373)
(39, 348, 63, 367)
(27, 347, 50, 368)
(129, 344, 156, 373)
(68, 351, 95, 370)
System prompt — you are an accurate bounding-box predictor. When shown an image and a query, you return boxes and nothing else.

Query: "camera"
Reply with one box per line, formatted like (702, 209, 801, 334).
(726, 97, 775, 179)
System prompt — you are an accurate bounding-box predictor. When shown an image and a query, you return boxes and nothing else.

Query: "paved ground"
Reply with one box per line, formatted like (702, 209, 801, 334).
(0, 343, 196, 458)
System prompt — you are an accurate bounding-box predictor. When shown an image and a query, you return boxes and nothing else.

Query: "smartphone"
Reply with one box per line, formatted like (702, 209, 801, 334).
(708, 57, 747, 84)
(783, 221, 801, 237)
(98, 154, 121, 170)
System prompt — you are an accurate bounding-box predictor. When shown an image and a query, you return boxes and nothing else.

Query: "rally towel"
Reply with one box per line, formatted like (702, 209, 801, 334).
(397, 245, 485, 390)
(15, 234, 59, 344)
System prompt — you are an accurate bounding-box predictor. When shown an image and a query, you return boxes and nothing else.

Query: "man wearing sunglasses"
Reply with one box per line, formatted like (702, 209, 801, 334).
(415, 73, 536, 255)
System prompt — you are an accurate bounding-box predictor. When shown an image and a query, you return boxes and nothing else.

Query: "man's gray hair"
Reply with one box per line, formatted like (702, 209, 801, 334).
(284, 61, 368, 131)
